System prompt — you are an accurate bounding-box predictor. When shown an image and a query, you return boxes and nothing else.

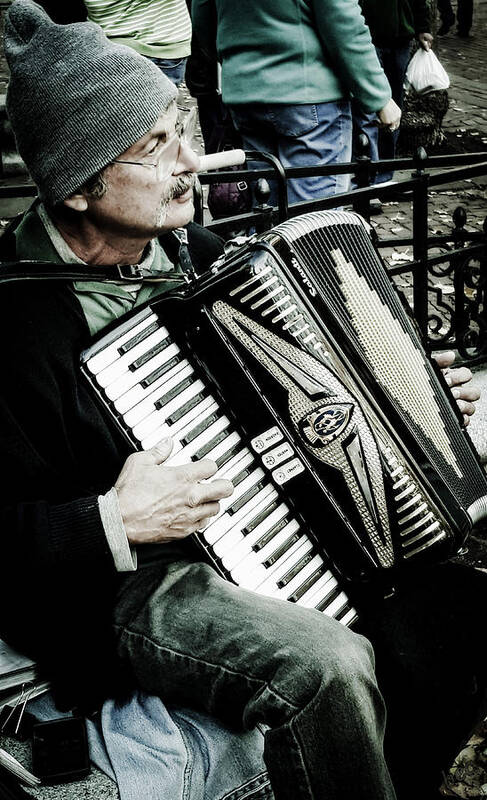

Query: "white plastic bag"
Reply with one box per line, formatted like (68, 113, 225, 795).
(404, 49, 450, 94)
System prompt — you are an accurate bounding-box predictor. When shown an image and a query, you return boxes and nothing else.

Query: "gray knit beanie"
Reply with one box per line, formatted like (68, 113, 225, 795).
(4, 0, 178, 205)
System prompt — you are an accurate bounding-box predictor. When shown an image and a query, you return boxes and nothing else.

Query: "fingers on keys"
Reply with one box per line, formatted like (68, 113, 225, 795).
(445, 366, 476, 390)
(435, 350, 456, 370)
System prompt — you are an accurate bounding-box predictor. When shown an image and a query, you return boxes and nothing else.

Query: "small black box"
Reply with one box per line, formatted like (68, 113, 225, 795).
(31, 717, 90, 784)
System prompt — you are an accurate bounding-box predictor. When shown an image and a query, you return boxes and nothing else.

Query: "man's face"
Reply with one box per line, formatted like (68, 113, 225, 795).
(85, 103, 199, 240)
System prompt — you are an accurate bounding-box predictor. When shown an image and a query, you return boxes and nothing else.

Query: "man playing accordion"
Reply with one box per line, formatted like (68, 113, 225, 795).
(0, 3, 485, 799)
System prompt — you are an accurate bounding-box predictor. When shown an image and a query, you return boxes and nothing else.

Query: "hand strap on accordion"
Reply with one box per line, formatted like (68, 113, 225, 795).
(0, 261, 188, 285)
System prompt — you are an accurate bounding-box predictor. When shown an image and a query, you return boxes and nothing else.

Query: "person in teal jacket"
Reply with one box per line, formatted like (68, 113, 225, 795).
(191, 0, 401, 204)
(353, 0, 433, 185)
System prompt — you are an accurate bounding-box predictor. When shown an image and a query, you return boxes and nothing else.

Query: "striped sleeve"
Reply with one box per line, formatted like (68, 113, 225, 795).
(84, 0, 191, 49)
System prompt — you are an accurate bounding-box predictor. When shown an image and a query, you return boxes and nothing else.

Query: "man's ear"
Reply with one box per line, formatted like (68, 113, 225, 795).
(63, 192, 89, 212)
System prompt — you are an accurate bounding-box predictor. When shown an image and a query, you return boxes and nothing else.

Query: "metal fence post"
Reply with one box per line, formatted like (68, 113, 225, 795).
(352, 134, 372, 219)
(244, 150, 289, 222)
(412, 147, 430, 340)
(252, 179, 274, 233)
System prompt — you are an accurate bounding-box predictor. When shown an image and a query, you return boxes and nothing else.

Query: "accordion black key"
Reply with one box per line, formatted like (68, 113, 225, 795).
(81, 210, 487, 626)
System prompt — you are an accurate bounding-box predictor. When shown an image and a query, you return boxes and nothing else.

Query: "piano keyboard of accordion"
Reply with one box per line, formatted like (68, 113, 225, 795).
(81, 210, 487, 627)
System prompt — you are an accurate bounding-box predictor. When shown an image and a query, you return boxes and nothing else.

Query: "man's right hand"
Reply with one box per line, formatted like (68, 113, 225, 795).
(114, 438, 234, 545)
(378, 98, 402, 132)
(433, 350, 480, 426)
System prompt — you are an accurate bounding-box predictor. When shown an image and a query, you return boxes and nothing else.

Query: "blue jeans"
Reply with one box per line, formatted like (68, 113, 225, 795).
(229, 101, 352, 205)
(113, 559, 395, 800)
(30, 689, 271, 800)
(352, 44, 411, 184)
(149, 57, 187, 87)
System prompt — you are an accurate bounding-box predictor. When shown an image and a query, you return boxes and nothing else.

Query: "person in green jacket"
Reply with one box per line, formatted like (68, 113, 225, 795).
(353, 0, 433, 185)
(191, 0, 401, 204)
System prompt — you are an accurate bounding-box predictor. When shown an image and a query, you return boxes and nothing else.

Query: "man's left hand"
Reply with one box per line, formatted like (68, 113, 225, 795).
(433, 350, 480, 426)
(418, 32, 433, 50)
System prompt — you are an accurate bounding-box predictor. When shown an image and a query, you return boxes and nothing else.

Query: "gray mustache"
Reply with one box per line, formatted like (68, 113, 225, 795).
(170, 174, 195, 199)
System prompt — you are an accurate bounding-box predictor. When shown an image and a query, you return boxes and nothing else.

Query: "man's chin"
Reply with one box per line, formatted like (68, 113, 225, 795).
(163, 195, 195, 228)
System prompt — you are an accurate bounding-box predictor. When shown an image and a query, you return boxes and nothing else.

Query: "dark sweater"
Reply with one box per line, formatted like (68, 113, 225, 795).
(359, 0, 430, 47)
(0, 221, 224, 710)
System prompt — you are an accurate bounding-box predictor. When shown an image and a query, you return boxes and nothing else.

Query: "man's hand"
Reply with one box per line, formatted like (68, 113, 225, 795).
(115, 438, 234, 544)
(418, 32, 433, 50)
(434, 351, 480, 426)
(377, 98, 401, 133)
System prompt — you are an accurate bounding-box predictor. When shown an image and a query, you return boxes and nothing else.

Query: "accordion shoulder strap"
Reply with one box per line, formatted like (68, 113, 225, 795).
(0, 261, 186, 285)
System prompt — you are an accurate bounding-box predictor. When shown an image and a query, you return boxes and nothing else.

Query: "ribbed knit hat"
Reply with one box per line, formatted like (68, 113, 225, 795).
(4, 0, 178, 205)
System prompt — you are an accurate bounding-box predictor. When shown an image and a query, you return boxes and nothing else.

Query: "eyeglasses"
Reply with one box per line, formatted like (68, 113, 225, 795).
(111, 106, 197, 181)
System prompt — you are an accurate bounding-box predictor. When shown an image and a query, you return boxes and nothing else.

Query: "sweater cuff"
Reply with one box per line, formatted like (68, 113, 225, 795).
(98, 488, 137, 572)
(47, 496, 113, 565)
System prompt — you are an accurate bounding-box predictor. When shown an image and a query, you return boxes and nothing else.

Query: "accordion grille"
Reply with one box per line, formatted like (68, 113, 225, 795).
(275, 211, 486, 511)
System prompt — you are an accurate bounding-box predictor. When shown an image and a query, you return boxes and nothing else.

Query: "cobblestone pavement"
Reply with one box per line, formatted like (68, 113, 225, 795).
(437, 0, 487, 147)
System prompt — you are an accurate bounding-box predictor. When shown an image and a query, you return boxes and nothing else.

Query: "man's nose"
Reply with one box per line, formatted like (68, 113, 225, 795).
(173, 139, 199, 175)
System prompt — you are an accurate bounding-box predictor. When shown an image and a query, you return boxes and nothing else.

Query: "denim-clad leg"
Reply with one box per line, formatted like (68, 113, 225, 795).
(352, 44, 410, 184)
(229, 101, 352, 205)
(148, 56, 187, 87)
(114, 559, 396, 800)
(30, 690, 272, 800)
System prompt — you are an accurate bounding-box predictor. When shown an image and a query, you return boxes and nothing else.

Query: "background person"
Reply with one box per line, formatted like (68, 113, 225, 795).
(352, 0, 433, 186)
(191, 0, 401, 205)
(437, 0, 473, 36)
(83, 0, 192, 86)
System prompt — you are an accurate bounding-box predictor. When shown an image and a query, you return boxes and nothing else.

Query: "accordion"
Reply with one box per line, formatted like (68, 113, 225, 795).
(81, 210, 487, 627)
